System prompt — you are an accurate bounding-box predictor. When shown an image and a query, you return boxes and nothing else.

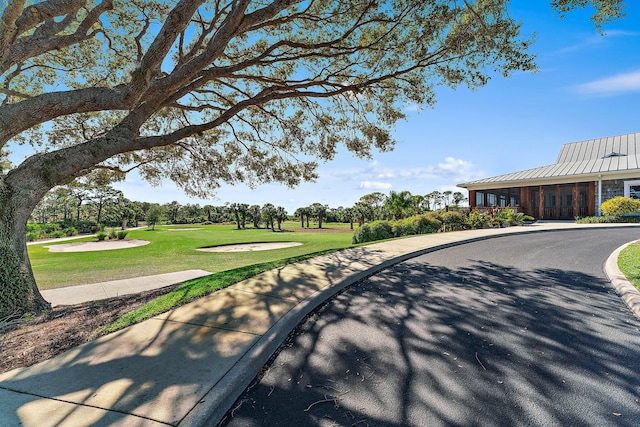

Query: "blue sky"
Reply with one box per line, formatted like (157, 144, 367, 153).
(14, 1, 640, 213)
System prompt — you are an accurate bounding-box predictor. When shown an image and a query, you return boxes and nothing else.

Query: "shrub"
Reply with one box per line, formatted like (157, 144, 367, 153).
(64, 227, 77, 237)
(465, 211, 492, 229)
(97, 231, 107, 241)
(392, 218, 415, 237)
(369, 221, 393, 241)
(117, 230, 129, 240)
(354, 214, 442, 243)
(412, 214, 442, 234)
(576, 215, 640, 224)
(108, 230, 118, 239)
(440, 211, 464, 231)
(52, 230, 65, 238)
(43, 223, 60, 234)
(352, 224, 372, 244)
(26, 232, 39, 242)
(600, 196, 640, 216)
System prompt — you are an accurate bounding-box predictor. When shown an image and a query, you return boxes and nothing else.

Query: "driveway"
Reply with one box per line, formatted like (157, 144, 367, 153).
(220, 228, 640, 426)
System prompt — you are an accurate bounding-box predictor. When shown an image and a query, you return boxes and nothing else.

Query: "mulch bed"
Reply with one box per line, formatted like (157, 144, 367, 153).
(0, 285, 177, 374)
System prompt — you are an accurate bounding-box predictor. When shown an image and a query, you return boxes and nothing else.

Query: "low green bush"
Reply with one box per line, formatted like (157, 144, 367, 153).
(352, 224, 372, 244)
(440, 211, 465, 231)
(412, 213, 442, 234)
(117, 230, 129, 240)
(465, 211, 492, 229)
(392, 219, 414, 237)
(108, 230, 118, 239)
(353, 213, 442, 244)
(97, 231, 107, 241)
(64, 227, 77, 237)
(576, 215, 640, 224)
(369, 221, 393, 241)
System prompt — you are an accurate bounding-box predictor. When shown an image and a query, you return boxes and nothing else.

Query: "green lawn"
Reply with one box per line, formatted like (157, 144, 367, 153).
(30, 222, 355, 289)
(618, 242, 640, 291)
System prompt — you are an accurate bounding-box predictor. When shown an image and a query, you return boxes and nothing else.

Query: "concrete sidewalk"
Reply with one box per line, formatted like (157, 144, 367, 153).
(42, 270, 213, 306)
(2, 222, 639, 426)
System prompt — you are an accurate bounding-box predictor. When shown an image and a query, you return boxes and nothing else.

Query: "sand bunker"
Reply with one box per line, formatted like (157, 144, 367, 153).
(197, 242, 303, 252)
(45, 239, 150, 253)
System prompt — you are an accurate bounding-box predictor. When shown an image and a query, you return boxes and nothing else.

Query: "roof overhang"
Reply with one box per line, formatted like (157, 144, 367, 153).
(457, 170, 640, 191)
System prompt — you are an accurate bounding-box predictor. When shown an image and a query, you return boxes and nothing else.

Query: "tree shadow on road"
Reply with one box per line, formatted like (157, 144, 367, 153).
(221, 259, 640, 427)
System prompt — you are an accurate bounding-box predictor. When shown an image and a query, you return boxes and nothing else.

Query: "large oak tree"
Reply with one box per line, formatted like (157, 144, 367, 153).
(0, 0, 623, 316)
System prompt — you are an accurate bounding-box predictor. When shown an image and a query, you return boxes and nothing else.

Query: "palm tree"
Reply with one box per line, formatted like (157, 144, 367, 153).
(340, 207, 356, 229)
(248, 205, 262, 228)
(294, 207, 308, 228)
(261, 203, 277, 231)
(385, 190, 412, 220)
(227, 203, 242, 229)
(275, 206, 288, 230)
(309, 203, 328, 228)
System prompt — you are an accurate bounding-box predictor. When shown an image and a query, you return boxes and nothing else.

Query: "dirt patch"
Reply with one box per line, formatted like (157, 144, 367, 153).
(197, 242, 303, 252)
(0, 285, 177, 374)
(44, 239, 150, 253)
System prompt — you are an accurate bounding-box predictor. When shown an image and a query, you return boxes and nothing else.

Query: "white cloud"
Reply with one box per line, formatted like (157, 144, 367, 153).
(575, 70, 640, 96)
(404, 103, 421, 112)
(556, 31, 640, 54)
(359, 181, 392, 190)
(327, 156, 482, 187)
(377, 172, 396, 178)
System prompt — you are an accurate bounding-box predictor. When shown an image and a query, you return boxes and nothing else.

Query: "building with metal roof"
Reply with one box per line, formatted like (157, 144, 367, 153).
(457, 132, 640, 219)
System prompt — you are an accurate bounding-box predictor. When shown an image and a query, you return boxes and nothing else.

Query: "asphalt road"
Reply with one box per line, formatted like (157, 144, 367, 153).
(220, 228, 640, 427)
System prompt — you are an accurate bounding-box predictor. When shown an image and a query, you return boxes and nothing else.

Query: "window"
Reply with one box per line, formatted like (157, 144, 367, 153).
(476, 192, 484, 207)
(625, 180, 640, 199)
(487, 193, 497, 207)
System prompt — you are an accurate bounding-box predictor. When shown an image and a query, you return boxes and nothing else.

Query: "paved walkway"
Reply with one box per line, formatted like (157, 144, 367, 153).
(42, 270, 213, 306)
(2, 222, 639, 426)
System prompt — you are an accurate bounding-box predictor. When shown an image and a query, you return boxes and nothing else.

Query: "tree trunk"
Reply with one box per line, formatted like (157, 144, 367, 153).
(0, 179, 50, 318)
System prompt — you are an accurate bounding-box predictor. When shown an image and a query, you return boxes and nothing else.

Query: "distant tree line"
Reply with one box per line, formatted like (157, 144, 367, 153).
(30, 176, 467, 236)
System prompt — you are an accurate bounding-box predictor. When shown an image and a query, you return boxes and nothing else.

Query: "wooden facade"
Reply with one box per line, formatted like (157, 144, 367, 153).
(468, 182, 595, 220)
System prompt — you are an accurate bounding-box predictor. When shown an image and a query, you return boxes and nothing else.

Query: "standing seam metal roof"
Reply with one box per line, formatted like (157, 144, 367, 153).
(459, 132, 640, 187)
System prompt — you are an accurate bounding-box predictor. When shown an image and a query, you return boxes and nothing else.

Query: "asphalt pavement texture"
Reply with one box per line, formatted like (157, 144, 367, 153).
(220, 228, 640, 427)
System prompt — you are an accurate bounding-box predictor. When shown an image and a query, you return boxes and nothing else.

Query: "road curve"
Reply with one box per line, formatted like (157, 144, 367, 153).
(220, 228, 640, 427)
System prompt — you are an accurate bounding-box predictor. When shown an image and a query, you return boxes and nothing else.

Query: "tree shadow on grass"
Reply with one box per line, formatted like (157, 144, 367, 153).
(221, 259, 640, 427)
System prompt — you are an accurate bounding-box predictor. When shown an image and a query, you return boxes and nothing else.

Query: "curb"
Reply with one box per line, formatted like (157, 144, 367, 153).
(180, 225, 640, 426)
(604, 241, 640, 320)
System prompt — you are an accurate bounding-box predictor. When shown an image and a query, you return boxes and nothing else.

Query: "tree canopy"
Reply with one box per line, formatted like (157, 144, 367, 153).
(0, 0, 625, 315)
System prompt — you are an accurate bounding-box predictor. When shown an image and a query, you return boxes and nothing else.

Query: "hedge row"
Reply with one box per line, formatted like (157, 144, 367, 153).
(352, 209, 534, 244)
(352, 212, 452, 244)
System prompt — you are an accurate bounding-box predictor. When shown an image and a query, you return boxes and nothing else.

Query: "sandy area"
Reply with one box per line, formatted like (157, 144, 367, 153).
(45, 239, 150, 253)
(197, 242, 303, 252)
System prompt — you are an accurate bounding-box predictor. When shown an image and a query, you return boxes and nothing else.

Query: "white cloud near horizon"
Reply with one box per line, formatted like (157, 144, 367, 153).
(556, 30, 640, 54)
(328, 157, 483, 186)
(575, 70, 640, 96)
(359, 181, 393, 190)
